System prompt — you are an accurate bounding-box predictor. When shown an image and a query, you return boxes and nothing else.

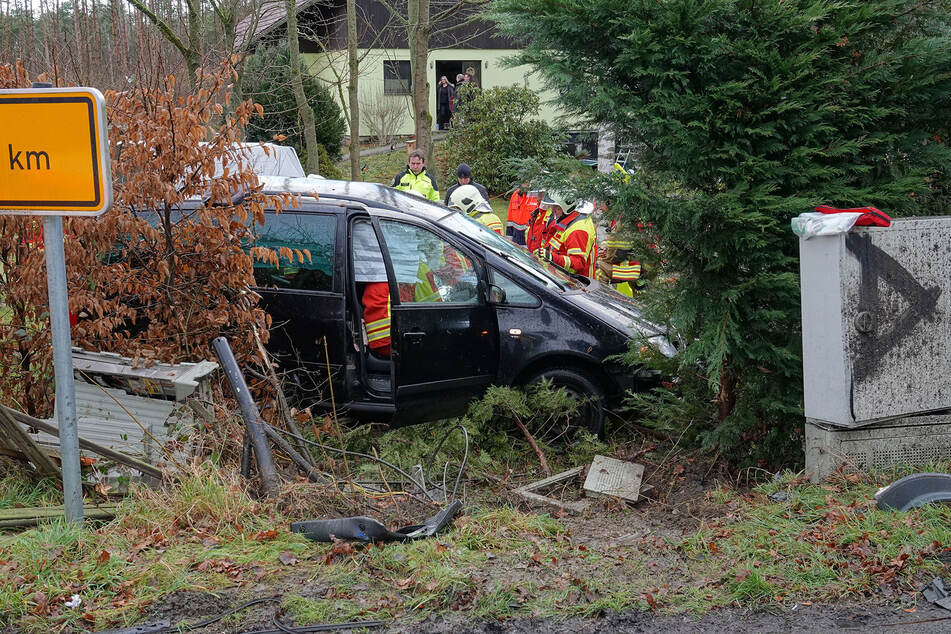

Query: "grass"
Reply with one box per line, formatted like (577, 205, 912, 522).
(678, 470, 951, 607)
(0, 476, 62, 509)
(3, 458, 950, 632)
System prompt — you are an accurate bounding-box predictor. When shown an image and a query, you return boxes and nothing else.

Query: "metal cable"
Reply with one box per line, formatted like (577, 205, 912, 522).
(264, 423, 437, 502)
(265, 423, 469, 504)
(423, 424, 470, 503)
(173, 596, 280, 631)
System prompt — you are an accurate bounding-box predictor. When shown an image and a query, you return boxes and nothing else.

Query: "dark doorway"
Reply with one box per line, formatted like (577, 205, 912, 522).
(435, 60, 481, 88)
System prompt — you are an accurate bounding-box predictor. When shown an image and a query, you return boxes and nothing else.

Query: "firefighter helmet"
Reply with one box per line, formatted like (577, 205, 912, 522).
(448, 184, 491, 215)
(539, 191, 578, 213)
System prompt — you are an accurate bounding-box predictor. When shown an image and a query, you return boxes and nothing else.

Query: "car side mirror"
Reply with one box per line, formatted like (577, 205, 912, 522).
(487, 284, 506, 305)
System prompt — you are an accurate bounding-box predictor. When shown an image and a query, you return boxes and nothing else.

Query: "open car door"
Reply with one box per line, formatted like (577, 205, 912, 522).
(376, 218, 499, 423)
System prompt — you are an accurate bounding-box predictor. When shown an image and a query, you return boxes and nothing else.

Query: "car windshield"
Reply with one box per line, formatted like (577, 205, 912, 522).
(434, 210, 584, 291)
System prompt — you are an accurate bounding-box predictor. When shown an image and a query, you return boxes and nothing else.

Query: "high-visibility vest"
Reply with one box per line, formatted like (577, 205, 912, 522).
(393, 167, 440, 202)
(603, 234, 641, 281)
(363, 282, 392, 354)
(413, 261, 441, 303)
(548, 212, 597, 277)
(470, 209, 504, 235)
(600, 219, 646, 291)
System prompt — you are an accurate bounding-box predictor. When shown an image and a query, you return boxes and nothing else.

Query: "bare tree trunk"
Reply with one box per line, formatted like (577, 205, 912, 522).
(185, 0, 201, 83)
(123, 0, 199, 90)
(285, 0, 320, 174)
(716, 358, 736, 422)
(407, 0, 432, 162)
(347, 0, 360, 179)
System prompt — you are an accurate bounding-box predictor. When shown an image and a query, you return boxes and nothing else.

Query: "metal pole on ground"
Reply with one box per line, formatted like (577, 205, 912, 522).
(212, 337, 280, 497)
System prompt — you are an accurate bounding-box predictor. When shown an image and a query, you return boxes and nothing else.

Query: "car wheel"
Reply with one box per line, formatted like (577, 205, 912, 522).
(526, 367, 606, 438)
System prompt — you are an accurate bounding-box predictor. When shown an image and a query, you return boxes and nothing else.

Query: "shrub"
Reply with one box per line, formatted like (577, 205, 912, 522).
(361, 88, 408, 147)
(0, 62, 286, 415)
(240, 46, 346, 160)
(444, 85, 559, 194)
(316, 144, 343, 179)
(495, 0, 951, 467)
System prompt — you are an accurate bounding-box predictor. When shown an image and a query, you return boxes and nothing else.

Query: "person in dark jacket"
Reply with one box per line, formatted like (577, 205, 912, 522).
(435, 76, 454, 130)
(444, 163, 488, 205)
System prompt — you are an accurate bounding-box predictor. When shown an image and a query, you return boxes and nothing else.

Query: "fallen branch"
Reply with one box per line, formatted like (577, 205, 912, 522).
(507, 405, 550, 476)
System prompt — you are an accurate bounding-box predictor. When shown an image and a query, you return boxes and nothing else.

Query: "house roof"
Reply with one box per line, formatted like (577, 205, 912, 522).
(236, 0, 516, 52)
(235, 0, 326, 51)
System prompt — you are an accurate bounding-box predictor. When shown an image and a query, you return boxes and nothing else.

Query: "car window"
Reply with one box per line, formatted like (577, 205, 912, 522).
(379, 220, 479, 304)
(252, 213, 336, 292)
(488, 269, 541, 308)
(435, 211, 584, 291)
(351, 219, 387, 282)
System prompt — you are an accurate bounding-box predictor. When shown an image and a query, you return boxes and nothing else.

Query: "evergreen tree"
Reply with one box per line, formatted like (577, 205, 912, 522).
(492, 0, 951, 465)
(240, 45, 347, 161)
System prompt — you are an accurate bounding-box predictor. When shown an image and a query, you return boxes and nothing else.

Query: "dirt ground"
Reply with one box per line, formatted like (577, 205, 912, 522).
(139, 457, 951, 634)
(145, 593, 951, 633)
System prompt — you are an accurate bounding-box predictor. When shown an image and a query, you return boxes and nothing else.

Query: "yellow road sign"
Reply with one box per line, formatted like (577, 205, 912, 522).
(0, 87, 112, 216)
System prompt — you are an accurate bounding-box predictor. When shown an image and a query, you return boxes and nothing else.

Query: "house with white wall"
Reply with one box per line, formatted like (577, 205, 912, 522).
(236, 0, 565, 138)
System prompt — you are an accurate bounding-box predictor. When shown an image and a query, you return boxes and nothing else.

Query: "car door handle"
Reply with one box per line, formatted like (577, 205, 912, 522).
(404, 331, 426, 345)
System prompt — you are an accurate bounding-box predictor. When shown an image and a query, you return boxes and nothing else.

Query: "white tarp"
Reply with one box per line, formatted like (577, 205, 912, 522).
(213, 142, 306, 178)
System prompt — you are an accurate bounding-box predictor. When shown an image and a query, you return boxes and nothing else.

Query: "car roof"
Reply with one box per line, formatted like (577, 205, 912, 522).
(257, 175, 453, 224)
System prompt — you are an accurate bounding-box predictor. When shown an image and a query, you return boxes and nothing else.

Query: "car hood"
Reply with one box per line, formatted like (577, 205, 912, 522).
(565, 283, 677, 358)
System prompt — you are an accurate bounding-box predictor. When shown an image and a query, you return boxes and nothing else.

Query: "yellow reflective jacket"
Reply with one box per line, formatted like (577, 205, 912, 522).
(469, 209, 504, 235)
(392, 167, 440, 202)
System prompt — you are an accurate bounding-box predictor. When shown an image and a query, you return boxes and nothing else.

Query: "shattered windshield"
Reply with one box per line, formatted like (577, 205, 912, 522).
(435, 210, 584, 292)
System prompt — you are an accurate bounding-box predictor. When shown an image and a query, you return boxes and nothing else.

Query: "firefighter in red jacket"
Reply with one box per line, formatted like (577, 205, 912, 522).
(525, 190, 552, 253)
(533, 192, 597, 277)
(353, 222, 393, 357)
(362, 282, 391, 356)
(506, 182, 538, 246)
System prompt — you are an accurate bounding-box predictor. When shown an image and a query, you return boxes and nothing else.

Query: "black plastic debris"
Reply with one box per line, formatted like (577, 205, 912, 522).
(94, 620, 170, 634)
(875, 472, 951, 511)
(291, 500, 463, 543)
(922, 578, 951, 611)
(768, 491, 790, 502)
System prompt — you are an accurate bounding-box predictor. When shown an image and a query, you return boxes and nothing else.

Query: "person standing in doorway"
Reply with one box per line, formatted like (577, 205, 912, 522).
(436, 76, 454, 131)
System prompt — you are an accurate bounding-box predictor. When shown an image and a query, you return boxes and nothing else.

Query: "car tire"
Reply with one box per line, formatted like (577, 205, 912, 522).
(526, 367, 606, 438)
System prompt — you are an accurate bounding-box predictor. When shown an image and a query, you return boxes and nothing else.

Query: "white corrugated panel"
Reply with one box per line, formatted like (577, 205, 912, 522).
(33, 383, 193, 461)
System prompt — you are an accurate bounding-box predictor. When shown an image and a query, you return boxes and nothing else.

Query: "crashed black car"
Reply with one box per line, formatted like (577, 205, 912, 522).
(249, 176, 675, 435)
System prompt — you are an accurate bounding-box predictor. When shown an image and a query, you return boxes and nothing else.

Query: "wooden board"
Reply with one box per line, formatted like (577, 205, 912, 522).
(0, 407, 62, 478)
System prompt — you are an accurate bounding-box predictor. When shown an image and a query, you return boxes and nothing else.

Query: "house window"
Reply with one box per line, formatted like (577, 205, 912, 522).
(383, 60, 412, 95)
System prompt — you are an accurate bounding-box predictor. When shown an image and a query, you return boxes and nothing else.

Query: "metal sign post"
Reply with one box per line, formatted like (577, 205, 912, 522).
(0, 85, 112, 523)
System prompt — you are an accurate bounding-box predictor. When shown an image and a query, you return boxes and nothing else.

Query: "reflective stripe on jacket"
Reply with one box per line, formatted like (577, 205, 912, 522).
(611, 261, 642, 281)
(392, 167, 440, 202)
(548, 212, 597, 277)
(362, 282, 391, 354)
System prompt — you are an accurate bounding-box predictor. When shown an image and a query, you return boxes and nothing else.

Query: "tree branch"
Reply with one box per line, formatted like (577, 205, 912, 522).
(122, 0, 192, 60)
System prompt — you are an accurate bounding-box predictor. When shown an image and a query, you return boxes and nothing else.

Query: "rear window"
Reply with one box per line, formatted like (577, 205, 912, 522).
(251, 213, 336, 292)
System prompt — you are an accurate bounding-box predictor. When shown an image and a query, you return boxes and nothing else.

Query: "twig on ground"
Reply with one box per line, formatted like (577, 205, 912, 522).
(507, 405, 550, 476)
